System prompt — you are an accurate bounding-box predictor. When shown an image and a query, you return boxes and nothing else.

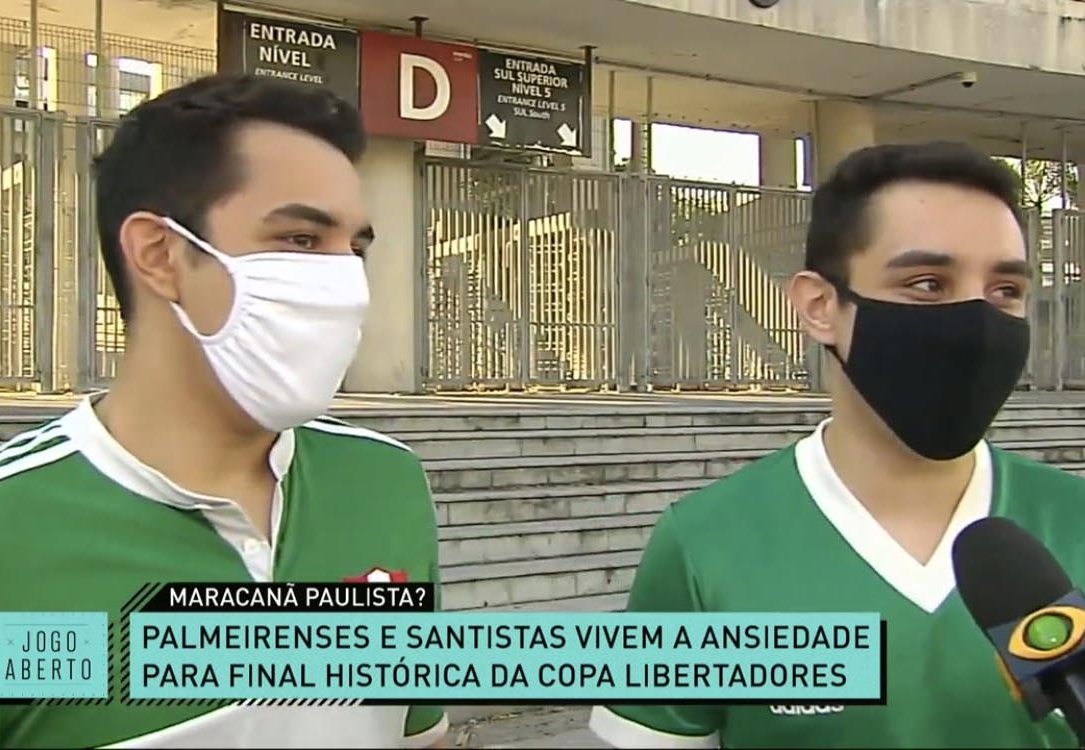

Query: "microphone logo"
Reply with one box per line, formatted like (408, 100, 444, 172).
(1008, 606, 1085, 661)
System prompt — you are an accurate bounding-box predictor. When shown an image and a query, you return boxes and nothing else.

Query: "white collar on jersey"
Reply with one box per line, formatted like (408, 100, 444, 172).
(60, 396, 295, 513)
(794, 418, 992, 615)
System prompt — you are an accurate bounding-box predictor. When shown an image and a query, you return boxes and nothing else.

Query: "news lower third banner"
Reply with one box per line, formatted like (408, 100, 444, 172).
(2, 583, 887, 705)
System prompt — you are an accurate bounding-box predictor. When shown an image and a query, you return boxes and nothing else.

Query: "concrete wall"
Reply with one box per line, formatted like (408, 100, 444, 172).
(343, 137, 421, 394)
(621, 0, 1085, 78)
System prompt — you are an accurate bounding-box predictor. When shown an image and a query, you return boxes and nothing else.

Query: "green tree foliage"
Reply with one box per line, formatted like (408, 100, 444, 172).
(997, 157, 1079, 211)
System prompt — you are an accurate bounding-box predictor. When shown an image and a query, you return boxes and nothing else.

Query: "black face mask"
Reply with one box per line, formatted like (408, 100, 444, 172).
(828, 287, 1030, 461)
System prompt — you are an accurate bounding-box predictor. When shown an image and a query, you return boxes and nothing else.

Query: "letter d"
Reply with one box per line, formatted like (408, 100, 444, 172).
(492, 664, 508, 688)
(399, 53, 450, 120)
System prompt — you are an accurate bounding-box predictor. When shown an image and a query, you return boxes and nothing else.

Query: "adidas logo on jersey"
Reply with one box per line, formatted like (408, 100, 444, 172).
(769, 705, 845, 716)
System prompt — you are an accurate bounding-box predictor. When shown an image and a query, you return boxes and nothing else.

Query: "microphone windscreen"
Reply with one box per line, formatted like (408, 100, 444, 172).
(952, 516, 1072, 631)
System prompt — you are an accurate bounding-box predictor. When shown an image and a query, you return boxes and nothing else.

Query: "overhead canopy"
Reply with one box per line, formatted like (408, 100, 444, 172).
(17, 0, 1085, 160)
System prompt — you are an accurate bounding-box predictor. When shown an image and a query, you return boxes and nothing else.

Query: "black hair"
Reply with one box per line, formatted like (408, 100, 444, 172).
(93, 73, 366, 322)
(804, 141, 1023, 284)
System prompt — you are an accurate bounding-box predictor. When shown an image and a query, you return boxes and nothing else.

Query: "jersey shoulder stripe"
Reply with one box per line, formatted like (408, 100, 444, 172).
(0, 438, 78, 485)
(301, 417, 412, 454)
(0, 434, 70, 469)
(0, 417, 77, 486)
(0, 418, 63, 455)
(0, 419, 68, 463)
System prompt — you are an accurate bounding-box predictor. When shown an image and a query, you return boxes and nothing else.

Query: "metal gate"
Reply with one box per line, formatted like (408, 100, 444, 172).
(0, 108, 121, 393)
(1036, 207, 1085, 390)
(0, 107, 57, 389)
(645, 180, 809, 390)
(4, 134, 1070, 395)
(422, 159, 621, 389)
(421, 157, 814, 392)
(74, 119, 123, 390)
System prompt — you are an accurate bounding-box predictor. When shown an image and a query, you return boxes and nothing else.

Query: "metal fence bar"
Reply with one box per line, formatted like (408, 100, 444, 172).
(419, 159, 823, 393)
(74, 116, 95, 391)
(1061, 209, 1085, 388)
(617, 175, 649, 389)
(10, 134, 1085, 397)
(1053, 209, 1068, 391)
(0, 108, 40, 387)
(88, 119, 122, 388)
(1023, 207, 1042, 390)
(726, 186, 740, 385)
(517, 168, 531, 387)
(33, 113, 57, 392)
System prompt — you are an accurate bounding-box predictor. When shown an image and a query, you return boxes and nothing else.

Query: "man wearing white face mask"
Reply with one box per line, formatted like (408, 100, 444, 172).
(0, 75, 447, 749)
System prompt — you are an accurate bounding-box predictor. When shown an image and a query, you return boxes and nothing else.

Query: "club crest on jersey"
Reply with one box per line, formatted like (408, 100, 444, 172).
(343, 567, 408, 583)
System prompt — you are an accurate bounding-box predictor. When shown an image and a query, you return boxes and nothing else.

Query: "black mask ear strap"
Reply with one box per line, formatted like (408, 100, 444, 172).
(822, 277, 859, 365)
(825, 277, 860, 305)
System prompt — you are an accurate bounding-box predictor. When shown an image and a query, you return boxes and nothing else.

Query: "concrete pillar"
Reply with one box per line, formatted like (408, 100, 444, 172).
(630, 120, 650, 174)
(759, 135, 797, 189)
(91, 51, 121, 119)
(0, 44, 17, 108)
(55, 50, 89, 116)
(342, 137, 420, 394)
(813, 101, 876, 185)
(807, 102, 876, 392)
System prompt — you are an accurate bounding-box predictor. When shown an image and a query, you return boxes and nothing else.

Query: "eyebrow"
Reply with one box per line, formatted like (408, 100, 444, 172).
(264, 203, 375, 243)
(992, 259, 1032, 278)
(884, 249, 955, 269)
(885, 249, 1032, 278)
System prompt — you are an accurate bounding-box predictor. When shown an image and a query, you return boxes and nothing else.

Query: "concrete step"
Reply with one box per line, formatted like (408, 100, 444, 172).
(339, 398, 1085, 429)
(450, 706, 602, 749)
(8, 396, 1080, 441)
(426, 447, 761, 491)
(426, 437, 1085, 492)
(409, 419, 1085, 461)
(350, 406, 1085, 439)
(479, 592, 628, 613)
(439, 514, 655, 566)
(433, 479, 703, 526)
(325, 408, 824, 436)
(441, 550, 640, 611)
(3, 400, 1085, 443)
(439, 454, 1085, 612)
(413, 424, 810, 461)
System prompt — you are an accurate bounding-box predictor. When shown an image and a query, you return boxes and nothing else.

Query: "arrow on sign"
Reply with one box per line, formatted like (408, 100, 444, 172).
(557, 123, 577, 148)
(486, 114, 507, 139)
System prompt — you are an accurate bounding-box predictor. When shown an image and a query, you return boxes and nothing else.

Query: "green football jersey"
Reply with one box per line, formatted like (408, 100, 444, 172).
(0, 398, 446, 749)
(591, 419, 1085, 749)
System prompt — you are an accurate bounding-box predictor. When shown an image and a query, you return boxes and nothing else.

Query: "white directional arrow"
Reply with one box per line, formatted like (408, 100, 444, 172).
(557, 123, 577, 148)
(485, 114, 506, 139)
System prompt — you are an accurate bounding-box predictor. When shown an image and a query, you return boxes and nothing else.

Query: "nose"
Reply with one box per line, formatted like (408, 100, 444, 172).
(951, 276, 989, 303)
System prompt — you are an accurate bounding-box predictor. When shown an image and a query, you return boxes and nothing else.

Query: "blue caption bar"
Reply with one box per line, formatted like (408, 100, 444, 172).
(129, 612, 883, 702)
(0, 611, 109, 699)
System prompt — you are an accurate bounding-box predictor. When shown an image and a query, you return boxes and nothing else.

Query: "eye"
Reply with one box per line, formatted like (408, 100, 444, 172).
(283, 233, 318, 250)
(906, 277, 942, 294)
(992, 283, 1025, 300)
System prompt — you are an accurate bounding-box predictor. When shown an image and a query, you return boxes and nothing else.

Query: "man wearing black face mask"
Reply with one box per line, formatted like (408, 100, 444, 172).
(590, 141, 1085, 749)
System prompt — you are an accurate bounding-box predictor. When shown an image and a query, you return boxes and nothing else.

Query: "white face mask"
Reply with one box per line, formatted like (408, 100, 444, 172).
(162, 217, 369, 432)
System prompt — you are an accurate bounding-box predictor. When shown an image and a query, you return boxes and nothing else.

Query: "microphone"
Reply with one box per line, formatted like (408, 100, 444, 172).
(952, 516, 1085, 747)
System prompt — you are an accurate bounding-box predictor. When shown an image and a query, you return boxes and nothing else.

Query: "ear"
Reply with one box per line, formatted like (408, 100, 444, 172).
(787, 270, 840, 347)
(118, 211, 183, 304)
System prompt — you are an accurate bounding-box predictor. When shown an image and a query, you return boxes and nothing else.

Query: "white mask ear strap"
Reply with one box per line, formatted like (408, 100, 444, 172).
(162, 216, 233, 267)
(169, 301, 207, 340)
(162, 216, 239, 342)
